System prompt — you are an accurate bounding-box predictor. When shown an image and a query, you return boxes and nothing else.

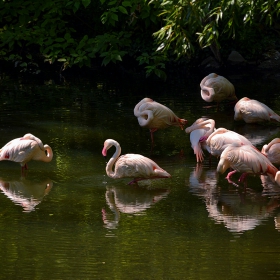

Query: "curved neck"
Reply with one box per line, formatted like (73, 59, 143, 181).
(106, 143, 121, 178)
(137, 110, 154, 127)
(43, 145, 53, 162)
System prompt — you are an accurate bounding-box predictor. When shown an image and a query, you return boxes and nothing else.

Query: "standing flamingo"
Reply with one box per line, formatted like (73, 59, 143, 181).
(102, 139, 171, 184)
(217, 143, 278, 185)
(234, 97, 280, 123)
(262, 138, 280, 166)
(185, 118, 215, 162)
(200, 73, 237, 108)
(134, 98, 187, 145)
(0, 133, 53, 174)
(205, 127, 254, 157)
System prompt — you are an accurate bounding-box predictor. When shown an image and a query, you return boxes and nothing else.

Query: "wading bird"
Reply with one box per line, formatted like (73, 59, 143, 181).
(262, 138, 280, 166)
(0, 133, 53, 174)
(134, 97, 187, 145)
(217, 143, 278, 185)
(185, 118, 216, 162)
(102, 139, 171, 184)
(200, 73, 237, 108)
(234, 97, 280, 123)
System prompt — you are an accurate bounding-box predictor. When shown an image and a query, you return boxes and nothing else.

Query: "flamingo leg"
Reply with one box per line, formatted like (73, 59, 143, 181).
(238, 173, 248, 182)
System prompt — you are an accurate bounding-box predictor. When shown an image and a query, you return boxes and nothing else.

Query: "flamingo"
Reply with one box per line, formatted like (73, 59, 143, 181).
(185, 118, 215, 162)
(102, 139, 171, 184)
(0, 133, 53, 174)
(262, 138, 280, 166)
(217, 143, 278, 185)
(200, 73, 237, 108)
(234, 97, 280, 123)
(205, 127, 255, 157)
(134, 97, 187, 145)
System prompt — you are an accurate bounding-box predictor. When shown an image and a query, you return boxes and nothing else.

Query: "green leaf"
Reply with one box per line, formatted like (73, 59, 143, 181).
(118, 6, 128, 14)
(82, 0, 91, 8)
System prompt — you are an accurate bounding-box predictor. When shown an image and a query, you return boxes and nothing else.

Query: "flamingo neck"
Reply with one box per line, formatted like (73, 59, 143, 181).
(42, 145, 53, 162)
(106, 143, 121, 178)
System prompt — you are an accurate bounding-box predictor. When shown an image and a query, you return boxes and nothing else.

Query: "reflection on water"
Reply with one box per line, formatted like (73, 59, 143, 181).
(234, 124, 280, 148)
(188, 164, 280, 234)
(0, 176, 53, 212)
(102, 184, 169, 229)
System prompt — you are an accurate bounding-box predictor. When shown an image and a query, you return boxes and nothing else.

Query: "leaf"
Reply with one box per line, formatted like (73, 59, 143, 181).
(118, 6, 128, 14)
(82, 0, 91, 8)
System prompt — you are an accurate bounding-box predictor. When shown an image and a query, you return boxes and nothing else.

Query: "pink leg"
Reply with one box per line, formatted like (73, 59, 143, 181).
(238, 173, 248, 182)
(226, 170, 237, 180)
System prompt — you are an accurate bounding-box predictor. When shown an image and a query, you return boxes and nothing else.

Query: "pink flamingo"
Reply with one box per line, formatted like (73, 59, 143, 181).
(200, 73, 237, 108)
(234, 97, 280, 123)
(185, 118, 215, 162)
(0, 133, 53, 174)
(102, 139, 171, 184)
(217, 143, 278, 185)
(262, 138, 280, 166)
(134, 97, 187, 145)
(205, 127, 254, 157)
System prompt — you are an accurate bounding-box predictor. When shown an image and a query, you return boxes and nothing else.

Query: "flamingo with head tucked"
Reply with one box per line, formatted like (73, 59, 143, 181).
(217, 142, 278, 185)
(262, 138, 280, 166)
(0, 133, 53, 174)
(134, 97, 187, 145)
(200, 73, 237, 108)
(234, 97, 280, 123)
(185, 118, 216, 162)
(102, 139, 171, 184)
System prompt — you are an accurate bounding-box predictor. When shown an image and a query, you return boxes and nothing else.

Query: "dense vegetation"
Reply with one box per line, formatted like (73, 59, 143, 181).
(0, 0, 279, 78)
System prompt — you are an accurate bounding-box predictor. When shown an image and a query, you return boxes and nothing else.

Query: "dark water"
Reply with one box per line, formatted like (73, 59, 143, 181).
(0, 71, 280, 279)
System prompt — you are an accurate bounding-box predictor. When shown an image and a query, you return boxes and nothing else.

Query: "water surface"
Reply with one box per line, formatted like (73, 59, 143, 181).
(0, 71, 280, 279)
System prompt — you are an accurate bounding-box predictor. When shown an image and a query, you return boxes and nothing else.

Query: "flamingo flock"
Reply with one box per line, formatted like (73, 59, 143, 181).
(102, 72, 280, 186)
(1, 72, 280, 188)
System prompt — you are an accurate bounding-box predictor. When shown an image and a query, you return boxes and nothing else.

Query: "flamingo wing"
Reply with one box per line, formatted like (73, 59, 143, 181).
(115, 154, 170, 179)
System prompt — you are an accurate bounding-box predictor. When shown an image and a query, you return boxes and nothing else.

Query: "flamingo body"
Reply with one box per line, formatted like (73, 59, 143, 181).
(217, 143, 278, 183)
(234, 97, 280, 123)
(134, 98, 187, 144)
(102, 139, 171, 184)
(185, 118, 215, 162)
(0, 134, 53, 171)
(262, 138, 280, 165)
(200, 73, 237, 103)
(206, 127, 254, 157)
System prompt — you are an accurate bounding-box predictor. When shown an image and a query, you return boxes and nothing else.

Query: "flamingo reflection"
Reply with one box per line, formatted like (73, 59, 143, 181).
(0, 177, 53, 212)
(188, 164, 280, 233)
(102, 184, 169, 229)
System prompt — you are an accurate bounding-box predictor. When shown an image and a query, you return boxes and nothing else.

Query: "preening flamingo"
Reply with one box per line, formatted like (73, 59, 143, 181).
(234, 97, 280, 123)
(185, 118, 215, 162)
(217, 143, 278, 185)
(134, 97, 187, 145)
(0, 133, 53, 174)
(102, 139, 171, 184)
(200, 73, 237, 107)
(262, 138, 280, 166)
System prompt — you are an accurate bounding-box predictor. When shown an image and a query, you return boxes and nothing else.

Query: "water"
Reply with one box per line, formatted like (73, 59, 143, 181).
(0, 70, 280, 279)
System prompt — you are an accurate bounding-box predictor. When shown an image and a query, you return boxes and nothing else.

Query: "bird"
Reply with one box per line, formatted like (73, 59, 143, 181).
(200, 73, 237, 108)
(102, 139, 171, 184)
(234, 97, 280, 123)
(134, 97, 187, 145)
(185, 118, 215, 162)
(217, 142, 278, 185)
(262, 138, 280, 166)
(205, 127, 255, 157)
(0, 133, 53, 174)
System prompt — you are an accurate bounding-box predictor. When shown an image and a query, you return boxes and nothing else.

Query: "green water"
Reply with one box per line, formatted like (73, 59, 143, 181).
(0, 71, 280, 279)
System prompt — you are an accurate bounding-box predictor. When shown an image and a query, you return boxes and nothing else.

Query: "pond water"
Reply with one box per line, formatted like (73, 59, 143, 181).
(0, 69, 280, 279)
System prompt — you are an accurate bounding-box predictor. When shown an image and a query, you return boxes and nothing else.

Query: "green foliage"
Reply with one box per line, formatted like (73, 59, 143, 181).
(0, 0, 279, 78)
